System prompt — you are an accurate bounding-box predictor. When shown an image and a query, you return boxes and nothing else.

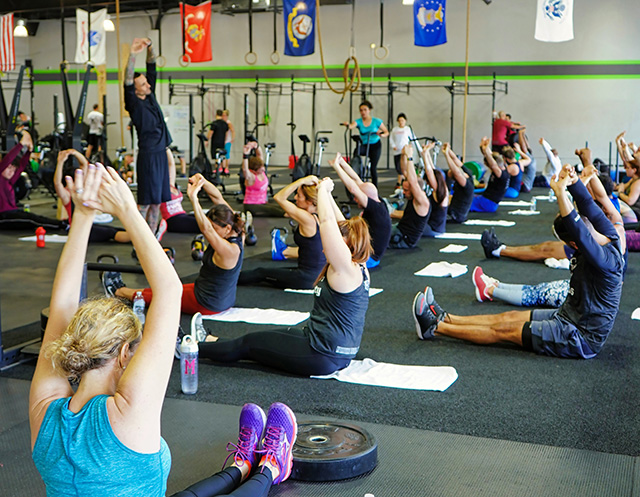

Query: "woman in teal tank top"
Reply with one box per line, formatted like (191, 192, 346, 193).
(30, 161, 297, 496)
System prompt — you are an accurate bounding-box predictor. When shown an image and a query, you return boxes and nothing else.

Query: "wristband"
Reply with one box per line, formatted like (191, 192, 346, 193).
(243, 154, 250, 159)
(407, 157, 414, 161)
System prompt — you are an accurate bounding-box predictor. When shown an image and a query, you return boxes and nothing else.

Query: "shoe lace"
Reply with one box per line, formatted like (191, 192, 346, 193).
(257, 425, 285, 472)
(223, 426, 256, 469)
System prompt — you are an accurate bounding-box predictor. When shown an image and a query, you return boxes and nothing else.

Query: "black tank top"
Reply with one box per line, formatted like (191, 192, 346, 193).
(507, 161, 523, 191)
(362, 198, 391, 260)
(194, 236, 243, 311)
(427, 194, 447, 233)
(398, 199, 428, 247)
(482, 167, 509, 203)
(294, 217, 326, 273)
(449, 165, 475, 222)
(307, 265, 369, 359)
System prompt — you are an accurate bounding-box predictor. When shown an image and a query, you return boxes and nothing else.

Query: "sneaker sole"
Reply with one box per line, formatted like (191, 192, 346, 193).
(412, 292, 426, 340)
(278, 405, 298, 483)
(472, 267, 484, 302)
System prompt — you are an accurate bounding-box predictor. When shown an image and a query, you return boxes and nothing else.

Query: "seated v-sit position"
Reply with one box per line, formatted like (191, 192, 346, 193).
(413, 164, 624, 359)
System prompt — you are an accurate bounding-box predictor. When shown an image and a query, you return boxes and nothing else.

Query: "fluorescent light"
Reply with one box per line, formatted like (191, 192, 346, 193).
(104, 16, 115, 32)
(14, 19, 28, 38)
(402, 0, 414, 4)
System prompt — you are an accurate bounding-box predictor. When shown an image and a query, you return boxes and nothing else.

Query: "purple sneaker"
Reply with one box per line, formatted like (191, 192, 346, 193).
(259, 402, 297, 484)
(224, 403, 266, 473)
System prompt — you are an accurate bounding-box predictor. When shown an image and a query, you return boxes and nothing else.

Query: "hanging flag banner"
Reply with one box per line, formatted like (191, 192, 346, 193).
(414, 0, 447, 47)
(180, 1, 212, 63)
(0, 13, 15, 72)
(75, 8, 107, 65)
(535, 0, 574, 42)
(284, 0, 315, 57)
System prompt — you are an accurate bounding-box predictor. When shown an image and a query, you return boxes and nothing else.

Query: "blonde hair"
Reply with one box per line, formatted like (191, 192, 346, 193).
(47, 297, 142, 383)
(300, 184, 318, 207)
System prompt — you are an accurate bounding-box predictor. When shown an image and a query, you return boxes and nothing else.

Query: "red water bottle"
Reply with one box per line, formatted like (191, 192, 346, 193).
(36, 227, 46, 248)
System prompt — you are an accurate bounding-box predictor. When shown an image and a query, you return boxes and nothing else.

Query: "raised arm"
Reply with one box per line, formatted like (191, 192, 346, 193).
(401, 144, 430, 213)
(273, 175, 320, 235)
(189, 173, 232, 210)
(480, 137, 503, 177)
(53, 150, 72, 204)
(421, 142, 438, 190)
(442, 142, 468, 187)
(513, 142, 532, 167)
(329, 152, 368, 207)
(241, 142, 258, 186)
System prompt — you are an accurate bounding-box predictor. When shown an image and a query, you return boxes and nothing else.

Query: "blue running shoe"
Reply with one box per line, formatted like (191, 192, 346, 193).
(259, 402, 297, 484)
(224, 403, 266, 473)
(271, 228, 287, 261)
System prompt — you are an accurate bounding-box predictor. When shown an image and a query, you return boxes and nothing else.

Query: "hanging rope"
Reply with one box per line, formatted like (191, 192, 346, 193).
(316, 0, 361, 103)
(374, 0, 388, 60)
(461, 0, 471, 160)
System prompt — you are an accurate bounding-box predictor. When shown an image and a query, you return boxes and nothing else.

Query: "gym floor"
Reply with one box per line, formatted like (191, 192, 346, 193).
(2, 166, 639, 496)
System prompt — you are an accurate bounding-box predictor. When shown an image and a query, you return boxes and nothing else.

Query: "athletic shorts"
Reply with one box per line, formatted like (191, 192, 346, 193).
(469, 194, 499, 213)
(522, 309, 596, 359)
(224, 142, 231, 158)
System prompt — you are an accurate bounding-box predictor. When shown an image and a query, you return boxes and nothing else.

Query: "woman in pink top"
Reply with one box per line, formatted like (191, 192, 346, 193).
(242, 142, 282, 217)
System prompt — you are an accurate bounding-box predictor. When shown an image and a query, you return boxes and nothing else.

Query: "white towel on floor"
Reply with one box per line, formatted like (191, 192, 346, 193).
(435, 232, 482, 241)
(631, 308, 640, 321)
(19, 234, 68, 243)
(544, 257, 570, 270)
(312, 358, 458, 391)
(499, 200, 531, 207)
(439, 244, 468, 253)
(415, 262, 468, 278)
(201, 307, 309, 326)
(285, 288, 384, 297)
(463, 219, 516, 227)
(509, 209, 540, 216)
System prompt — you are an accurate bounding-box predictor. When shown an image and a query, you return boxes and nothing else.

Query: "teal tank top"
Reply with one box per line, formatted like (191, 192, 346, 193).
(33, 395, 171, 497)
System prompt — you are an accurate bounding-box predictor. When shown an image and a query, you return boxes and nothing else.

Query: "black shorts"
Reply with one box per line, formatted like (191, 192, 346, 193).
(87, 134, 101, 148)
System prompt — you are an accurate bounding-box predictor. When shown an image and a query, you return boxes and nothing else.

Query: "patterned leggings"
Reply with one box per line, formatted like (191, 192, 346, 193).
(492, 279, 570, 308)
(626, 230, 640, 252)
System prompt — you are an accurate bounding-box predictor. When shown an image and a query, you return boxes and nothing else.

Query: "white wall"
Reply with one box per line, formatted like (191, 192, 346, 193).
(11, 0, 640, 169)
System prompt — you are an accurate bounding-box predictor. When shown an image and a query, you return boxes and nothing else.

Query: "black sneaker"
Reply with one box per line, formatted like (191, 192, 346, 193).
(175, 326, 187, 360)
(413, 286, 446, 340)
(102, 271, 125, 297)
(481, 227, 502, 259)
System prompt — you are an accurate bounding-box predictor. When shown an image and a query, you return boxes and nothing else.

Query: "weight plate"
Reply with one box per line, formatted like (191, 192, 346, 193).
(291, 421, 378, 482)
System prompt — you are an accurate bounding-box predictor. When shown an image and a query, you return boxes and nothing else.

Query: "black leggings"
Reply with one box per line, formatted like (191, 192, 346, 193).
(358, 141, 382, 187)
(171, 466, 271, 497)
(167, 213, 200, 233)
(89, 225, 124, 243)
(238, 266, 320, 290)
(242, 203, 284, 218)
(199, 327, 349, 376)
(0, 210, 67, 231)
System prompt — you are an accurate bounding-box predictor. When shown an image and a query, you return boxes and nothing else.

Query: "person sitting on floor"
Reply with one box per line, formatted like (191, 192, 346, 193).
(469, 137, 510, 213)
(30, 164, 296, 497)
(193, 177, 372, 377)
(330, 152, 391, 269)
(413, 163, 624, 360)
(441, 142, 475, 224)
(388, 145, 430, 249)
(238, 175, 326, 290)
(420, 142, 449, 238)
(105, 173, 244, 315)
(240, 141, 282, 217)
(502, 142, 532, 199)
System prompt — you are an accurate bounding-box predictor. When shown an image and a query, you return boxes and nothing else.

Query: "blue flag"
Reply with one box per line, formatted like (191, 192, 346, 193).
(414, 0, 447, 47)
(284, 0, 315, 56)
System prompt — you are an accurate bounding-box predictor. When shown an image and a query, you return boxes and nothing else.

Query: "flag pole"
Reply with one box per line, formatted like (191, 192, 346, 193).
(461, 0, 471, 161)
(115, 0, 124, 147)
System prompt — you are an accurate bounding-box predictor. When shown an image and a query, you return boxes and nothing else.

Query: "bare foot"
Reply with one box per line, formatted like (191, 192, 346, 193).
(204, 335, 219, 343)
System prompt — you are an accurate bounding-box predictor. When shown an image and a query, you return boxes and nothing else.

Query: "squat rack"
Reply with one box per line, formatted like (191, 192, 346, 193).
(0, 62, 35, 151)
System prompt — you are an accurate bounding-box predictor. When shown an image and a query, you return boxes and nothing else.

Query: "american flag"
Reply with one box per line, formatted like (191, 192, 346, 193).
(0, 13, 16, 72)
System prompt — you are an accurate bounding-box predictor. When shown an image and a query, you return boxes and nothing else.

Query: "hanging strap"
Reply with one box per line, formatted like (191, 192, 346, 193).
(271, 1, 280, 64)
(375, 0, 389, 60)
(245, 0, 257, 65)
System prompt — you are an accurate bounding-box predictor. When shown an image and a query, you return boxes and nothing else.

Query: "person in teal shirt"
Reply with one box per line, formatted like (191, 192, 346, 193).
(344, 100, 389, 187)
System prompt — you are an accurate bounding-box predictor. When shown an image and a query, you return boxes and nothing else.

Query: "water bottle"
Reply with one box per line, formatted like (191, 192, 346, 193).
(548, 189, 556, 203)
(180, 336, 199, 395)
(35, 227, 46, 248)
(132, 291, 146, 325)
(530, 198, 537, 212)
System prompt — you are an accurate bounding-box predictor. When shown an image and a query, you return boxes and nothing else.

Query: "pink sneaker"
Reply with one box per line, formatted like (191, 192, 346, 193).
(259, 402, 297, 484)
(155, 218, 168, 242)
(472, 266, 497, 302)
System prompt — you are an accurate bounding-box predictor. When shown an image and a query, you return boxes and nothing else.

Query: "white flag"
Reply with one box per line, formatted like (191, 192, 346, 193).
(535, 0, 573, 42)
(75, 8, 107, 64)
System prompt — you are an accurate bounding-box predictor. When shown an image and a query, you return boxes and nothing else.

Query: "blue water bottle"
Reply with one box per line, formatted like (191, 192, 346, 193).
(180, 335, 198, 395)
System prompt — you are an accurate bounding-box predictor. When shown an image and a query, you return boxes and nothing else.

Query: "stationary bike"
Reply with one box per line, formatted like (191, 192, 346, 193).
(311, 130, 332, 176)
(350, 131, 374, 182)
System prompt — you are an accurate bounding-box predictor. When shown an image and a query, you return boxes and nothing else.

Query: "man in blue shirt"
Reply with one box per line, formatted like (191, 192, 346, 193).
(413, 162, 624, 359)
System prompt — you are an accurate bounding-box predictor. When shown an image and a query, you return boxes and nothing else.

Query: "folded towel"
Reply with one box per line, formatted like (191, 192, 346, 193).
(19, 234, 68, 243)
(439, 244, 468, 253)
(463, 219, 516, 227)
(499, 200, 531, 207)
(285, 287, 384, 297)
(435, 232, 482, 241)
(631, 308, 640, 321)
(312, 358, 458, 391)
(201, 307, 309, 326)
(508, 209, 540, 216)
(415, 262, 468, 278)
(544, 257, 570, 270)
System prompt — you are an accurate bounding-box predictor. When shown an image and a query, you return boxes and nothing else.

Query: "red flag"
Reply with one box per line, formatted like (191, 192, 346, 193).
(180, 1, 212, 63)
(0, 13, 16, 72)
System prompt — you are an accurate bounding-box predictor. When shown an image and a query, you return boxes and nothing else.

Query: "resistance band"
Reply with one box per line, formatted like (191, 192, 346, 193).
(245, 0, 257, 65)
(316, 0, 361, 103)
(271, 2, 280, 64)
(375, 0, 389, 60)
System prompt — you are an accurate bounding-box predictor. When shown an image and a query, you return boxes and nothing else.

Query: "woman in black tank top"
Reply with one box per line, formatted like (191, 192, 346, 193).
(114, 174, 244, 314)
(198, 177, 373, 376)
(420, 142, 449, 237)
(238, 175, 326, 289)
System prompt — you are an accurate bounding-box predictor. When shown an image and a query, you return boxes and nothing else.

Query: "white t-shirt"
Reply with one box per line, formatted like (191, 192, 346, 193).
(389, 126, 417, 156)
(87, 110, 104, 135)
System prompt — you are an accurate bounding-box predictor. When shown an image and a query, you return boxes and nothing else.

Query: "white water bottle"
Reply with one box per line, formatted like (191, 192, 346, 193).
(132, 291, 145, 325)
(180, 336, 199, 395)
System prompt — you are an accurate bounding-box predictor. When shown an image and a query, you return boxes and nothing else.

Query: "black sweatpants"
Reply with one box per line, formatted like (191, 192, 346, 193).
(358, 141, 382, 187)
(170, 466, 271, 497)
(0, 210, 67, 231)
(199, 327, 349, 376)
(238, 266, 320, 290)
(167, 213, 200, 233)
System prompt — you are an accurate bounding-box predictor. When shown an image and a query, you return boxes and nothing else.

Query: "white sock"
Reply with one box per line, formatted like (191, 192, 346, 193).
(492, 244, 506, 258)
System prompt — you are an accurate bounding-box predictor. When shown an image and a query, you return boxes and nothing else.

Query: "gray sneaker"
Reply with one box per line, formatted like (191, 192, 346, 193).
(191, 312, 208, 342)
(102, 271, 125, 297)
(413, 286, 446, 340)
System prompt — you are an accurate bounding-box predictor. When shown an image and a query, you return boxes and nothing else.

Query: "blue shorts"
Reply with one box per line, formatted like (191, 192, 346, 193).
(503, 187, 520, 199)
(523, 309, 595, 359)
(469, 195, 499, 213)
(224, 142, 231, 158)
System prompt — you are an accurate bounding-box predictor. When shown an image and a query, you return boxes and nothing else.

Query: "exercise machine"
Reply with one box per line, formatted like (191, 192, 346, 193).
(292, 134, 312, 181)
(311, 130, 332, 176)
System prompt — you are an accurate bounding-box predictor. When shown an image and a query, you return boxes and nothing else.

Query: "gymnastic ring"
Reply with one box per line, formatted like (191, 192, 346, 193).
(156, 55, 167, 68)
(270, 51, 280, 65)
(178, 54, 191, 67)
(245, 52, 258, 66)
(374, 45, 389, 60)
